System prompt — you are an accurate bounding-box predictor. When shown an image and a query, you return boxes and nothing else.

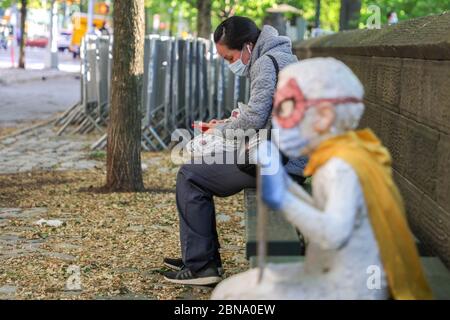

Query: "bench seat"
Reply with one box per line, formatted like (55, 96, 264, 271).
(244, 188, 305, 260)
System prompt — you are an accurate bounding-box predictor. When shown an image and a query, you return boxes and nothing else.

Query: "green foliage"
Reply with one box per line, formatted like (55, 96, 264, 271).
(227, 0, 277, 26)
(0, 0, 12, 9)
(360, 0, 449, 27)
(4, 0, 444, 32)
(1, 0, 48, 10)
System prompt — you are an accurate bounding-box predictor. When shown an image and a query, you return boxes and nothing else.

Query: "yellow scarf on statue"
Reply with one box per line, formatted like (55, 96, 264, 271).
(304, 129, 433, 300)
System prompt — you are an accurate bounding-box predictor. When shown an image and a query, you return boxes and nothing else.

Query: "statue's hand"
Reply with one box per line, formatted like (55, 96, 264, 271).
(257, 141, 287, 210)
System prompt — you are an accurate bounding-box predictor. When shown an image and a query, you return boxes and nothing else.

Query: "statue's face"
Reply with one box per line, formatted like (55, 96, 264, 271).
(272, 77, 362, 157)
(272, 78, 319, 157)
(273, 78, 307, 129)
(272, 107, 317, 158)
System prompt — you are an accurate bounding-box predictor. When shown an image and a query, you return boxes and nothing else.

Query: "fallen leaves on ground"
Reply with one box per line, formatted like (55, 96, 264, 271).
(0, 151, 248, 300)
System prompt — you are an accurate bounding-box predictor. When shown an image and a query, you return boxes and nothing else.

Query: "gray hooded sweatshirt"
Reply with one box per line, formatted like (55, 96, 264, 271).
(220, 25, 298, 131)
(219, 25, 307, 175)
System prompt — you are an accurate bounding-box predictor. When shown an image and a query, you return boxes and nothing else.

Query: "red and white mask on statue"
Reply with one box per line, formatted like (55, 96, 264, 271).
(271, 58, 365, 157)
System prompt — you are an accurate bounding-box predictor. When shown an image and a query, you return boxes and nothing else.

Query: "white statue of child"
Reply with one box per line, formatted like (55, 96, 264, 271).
(211, 58, 432, 300)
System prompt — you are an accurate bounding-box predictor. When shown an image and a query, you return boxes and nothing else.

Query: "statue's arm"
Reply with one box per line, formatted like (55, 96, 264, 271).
(280, 159, 362, 250)
(286, 175, 314, 205)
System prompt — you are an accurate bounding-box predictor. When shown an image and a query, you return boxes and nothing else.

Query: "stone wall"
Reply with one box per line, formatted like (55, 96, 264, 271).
(294, 12, 450, 268)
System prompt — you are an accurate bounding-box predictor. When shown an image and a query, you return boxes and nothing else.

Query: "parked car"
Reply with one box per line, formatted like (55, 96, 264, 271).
(26, 35, 48, 48)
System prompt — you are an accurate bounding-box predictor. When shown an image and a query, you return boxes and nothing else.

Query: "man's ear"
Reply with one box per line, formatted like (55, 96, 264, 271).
(313, 102, 336, 134)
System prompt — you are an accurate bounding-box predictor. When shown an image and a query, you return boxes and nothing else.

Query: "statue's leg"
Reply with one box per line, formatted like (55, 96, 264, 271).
(212, 262, 307, 300)
(211, 268, 261, 300)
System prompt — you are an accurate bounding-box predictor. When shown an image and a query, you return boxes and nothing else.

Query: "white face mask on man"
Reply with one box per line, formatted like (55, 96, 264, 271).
(228, 44, 252, 76)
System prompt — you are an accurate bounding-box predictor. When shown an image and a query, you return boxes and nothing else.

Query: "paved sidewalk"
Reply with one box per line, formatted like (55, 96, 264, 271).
(0, 46, 80, 73)
(0, 68, 77, 86)
(0, 69, 80, 127)
(0, 125, 100, 174)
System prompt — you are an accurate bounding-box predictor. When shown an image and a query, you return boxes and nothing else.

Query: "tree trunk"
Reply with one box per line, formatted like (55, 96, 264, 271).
(339, 0, 362, 31)
(18, 0, 26, 69)
(197, 0, 212, 39)
(106, 0, 145, 192)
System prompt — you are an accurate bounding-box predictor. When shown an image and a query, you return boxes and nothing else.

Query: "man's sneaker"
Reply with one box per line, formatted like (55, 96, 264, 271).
(163, 262, 222, 286)
(163, 257, 184, 271)
(163, 257, 224, 276)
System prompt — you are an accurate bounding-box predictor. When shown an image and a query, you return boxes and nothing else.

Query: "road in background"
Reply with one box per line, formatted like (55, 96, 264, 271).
(0, 45, 80, 72)
(0, 46, 81, 128)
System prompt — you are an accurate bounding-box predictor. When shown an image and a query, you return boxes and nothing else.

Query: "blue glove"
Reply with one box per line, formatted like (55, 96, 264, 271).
(257, 141, 287, 210)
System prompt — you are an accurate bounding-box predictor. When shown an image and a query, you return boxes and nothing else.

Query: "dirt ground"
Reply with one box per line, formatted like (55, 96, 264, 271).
(0, 151, 249, 300)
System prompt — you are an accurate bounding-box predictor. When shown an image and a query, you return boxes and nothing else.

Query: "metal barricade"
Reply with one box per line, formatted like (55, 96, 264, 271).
(78, 34, 251, 151)
(82, 35, 98, 112)
(95, 35, 112, 121)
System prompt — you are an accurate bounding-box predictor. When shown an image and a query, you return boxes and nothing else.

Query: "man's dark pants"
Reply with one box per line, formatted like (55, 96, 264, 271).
(176, 158, 256, 273)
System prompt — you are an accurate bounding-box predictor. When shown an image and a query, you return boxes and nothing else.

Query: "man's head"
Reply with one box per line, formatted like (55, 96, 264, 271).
(214, 16, 260, 76)
(272, 58, 365, 157)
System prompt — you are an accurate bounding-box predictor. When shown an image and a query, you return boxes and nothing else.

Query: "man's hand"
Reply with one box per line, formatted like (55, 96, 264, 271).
(257, 141, 287, 210)
(203, 124, 216, 135)
(203, 120, 226, 134)
(204, 123, 219, 135)
(209, 119, 226, 124)
(192, 121, 217, 134)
